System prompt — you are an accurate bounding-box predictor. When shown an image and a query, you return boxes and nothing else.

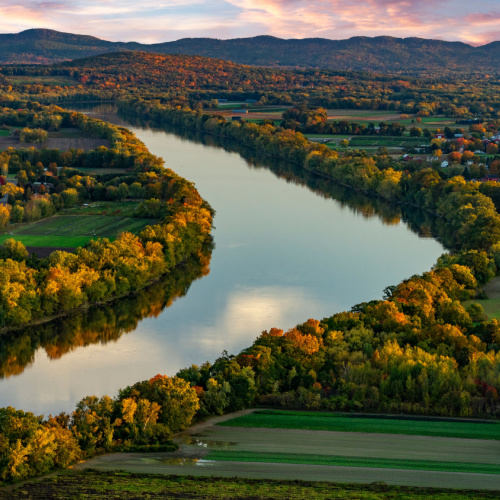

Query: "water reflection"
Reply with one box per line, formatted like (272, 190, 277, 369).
(0, 104, 445, 415)
(0, 246, 211, 379)
(117, 111, 453, 248)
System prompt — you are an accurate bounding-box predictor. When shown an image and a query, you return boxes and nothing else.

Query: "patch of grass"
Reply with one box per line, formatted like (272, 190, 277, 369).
(74, 167, 130, 175)
(206, 450, 499, 475)
(349, 136, 429, 147)
(0, 234, 92, 248)
(65, 201, 142, 217)
(219, 410, 500, 440)
(1, 470, 498, 500)
(463, 299, 500, 320)
(0, 130, 10, 137)
(1, 213, 156, 247)
(48, 128, 83, 139)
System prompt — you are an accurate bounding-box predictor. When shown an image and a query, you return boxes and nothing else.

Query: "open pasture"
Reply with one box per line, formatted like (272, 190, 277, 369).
(349, 136, 429, 148)
(219, 409, 500, 440)
(0, 214, 155, 248)
(463, 276, 500, 320)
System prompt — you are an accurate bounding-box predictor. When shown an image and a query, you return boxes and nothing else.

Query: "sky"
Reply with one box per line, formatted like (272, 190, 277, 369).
(1, 0, 500, 46)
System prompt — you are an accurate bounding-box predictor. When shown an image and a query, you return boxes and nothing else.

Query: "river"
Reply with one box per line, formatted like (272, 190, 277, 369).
(0, 104, 445, 415)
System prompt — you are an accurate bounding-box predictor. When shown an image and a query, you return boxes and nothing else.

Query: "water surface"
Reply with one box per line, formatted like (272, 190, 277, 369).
(0, 105, 445, 415)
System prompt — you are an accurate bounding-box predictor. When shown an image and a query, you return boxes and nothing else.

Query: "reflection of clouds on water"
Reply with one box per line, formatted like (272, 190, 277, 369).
(193, 285, 330, 354)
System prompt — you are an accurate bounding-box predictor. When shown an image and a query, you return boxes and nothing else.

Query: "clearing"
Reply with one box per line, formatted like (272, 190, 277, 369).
(219, 409, 500, 440)
(0, 214, 156, 248)
(463, 276, 500, 320)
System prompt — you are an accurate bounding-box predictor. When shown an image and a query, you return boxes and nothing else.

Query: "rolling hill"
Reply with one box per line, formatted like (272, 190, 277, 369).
(1, 29, 500, 75)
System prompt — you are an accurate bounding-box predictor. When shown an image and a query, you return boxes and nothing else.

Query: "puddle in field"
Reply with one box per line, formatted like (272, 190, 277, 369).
(154, 458, 216, 467)
(179, 434, 237, 449)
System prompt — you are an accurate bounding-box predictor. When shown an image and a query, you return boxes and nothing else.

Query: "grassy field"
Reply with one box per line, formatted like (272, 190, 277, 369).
(218, 410, 500, 440)
(0, 234, 92, 248)
(0, 214, 155, 248)
(463, 299, 500, 320)
(205, 450, 499, 475)
(65, 201, 141, 217)
(463, 276, 500, 319)
(349, 136, 429, 147)
(7, 75, 77, 86)
(3, 471, 498, 500)
(0, 130, 10, 137)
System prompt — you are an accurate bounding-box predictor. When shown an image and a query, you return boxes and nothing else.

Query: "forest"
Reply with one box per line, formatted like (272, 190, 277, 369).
(2, 51, 500, 120)
(0, 52, 499, 485)
(1, 29, 500, 77)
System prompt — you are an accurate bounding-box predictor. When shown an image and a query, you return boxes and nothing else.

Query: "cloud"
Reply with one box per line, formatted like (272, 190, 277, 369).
(0, 0, 498, 45)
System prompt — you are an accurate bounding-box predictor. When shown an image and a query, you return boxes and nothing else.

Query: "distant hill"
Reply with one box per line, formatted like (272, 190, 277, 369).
(1, 29, 500, 75)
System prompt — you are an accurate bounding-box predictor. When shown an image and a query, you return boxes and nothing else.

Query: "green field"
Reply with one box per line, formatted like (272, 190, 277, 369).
(463, 299, 500, 320)
(0, 130, 10, 137)
(3, 471, 497, 500)
(1, 214, 156, 248)
(206, 450, 499, 475)
(218, 410, 500, 440)
(0, 234, 92, 247)
(65, 201, 141, 216)
(463, 276, 500, 319)
(349, 136, 429, 147)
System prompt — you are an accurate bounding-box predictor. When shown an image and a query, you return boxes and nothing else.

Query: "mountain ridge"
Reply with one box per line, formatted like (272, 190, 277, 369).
(1, 29, 499, 75)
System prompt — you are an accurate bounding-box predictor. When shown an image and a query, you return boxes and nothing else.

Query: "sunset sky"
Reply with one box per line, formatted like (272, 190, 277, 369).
(1, 0, 499, 46)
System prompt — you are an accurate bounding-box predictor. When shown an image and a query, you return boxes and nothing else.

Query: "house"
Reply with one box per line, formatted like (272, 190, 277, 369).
(441, 160, 449, 168)
(435, 133, 446, 140)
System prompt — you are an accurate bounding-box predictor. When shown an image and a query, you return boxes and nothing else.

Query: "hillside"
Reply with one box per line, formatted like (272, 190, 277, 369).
(1, 29, 500, 75)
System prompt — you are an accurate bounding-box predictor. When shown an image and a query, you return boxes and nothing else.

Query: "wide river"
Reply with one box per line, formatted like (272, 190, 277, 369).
(0, 105, 445, 415)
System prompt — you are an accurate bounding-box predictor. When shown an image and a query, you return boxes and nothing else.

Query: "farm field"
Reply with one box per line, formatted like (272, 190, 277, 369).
(65, 201, 141, 216)
(0, 214, 156, 248)
(73, 410, 500, 490)
(349, 136, 429, 147)
(463, 276, 500, 320)
(219, 409, 500, 440)
(2, 471, 498, 500)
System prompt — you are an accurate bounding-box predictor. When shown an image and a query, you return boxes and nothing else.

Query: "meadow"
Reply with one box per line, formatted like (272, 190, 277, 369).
(218, 409, 500, 440)
(0, 214, 156, 247)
